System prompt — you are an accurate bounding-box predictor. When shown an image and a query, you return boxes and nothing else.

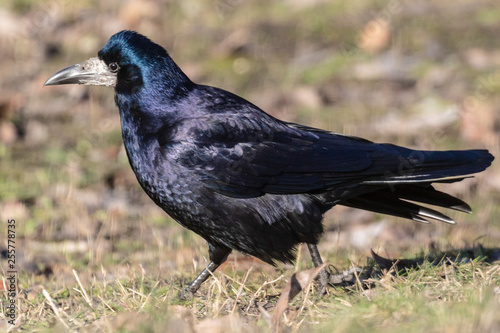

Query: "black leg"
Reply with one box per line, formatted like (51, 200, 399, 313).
(307, 243, 330, 294)
(183, 244, 231, 297)
(307, 243, 324, 267)
(307, 243, 363, 293)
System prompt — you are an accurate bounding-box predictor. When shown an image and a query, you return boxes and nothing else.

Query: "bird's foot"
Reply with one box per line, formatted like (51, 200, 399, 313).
(317, 266, 363, 295)
(178, 287, 196, 301)
(327, 266, 363, 285)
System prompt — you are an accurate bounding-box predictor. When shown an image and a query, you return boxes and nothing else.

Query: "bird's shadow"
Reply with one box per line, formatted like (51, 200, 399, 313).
(326, 244, 500, 288)
(371, 244, 500, 270)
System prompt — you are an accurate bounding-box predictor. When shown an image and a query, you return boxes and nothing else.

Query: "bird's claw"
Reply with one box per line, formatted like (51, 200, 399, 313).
(327, 266, 363, 285)
(316, 266, 363, 295)
(178, 287, 196, 301)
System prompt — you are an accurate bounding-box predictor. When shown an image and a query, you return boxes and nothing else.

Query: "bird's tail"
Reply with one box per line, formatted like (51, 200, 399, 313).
(364, 147, 494, 184)
(340, 148, 494, 224)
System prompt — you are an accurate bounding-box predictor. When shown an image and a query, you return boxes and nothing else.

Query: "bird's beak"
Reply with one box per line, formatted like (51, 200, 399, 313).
(44, 57, 117, 87)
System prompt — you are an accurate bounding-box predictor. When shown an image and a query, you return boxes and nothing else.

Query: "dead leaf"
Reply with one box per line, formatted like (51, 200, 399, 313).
(195, 315, 256, 333)
(292, 86, 323, 109)
(460, 98, 499, 148)
(271, 263, 326, 330)
(90, 312, 149, 332)
(120, 0, 161, 28)
(0, 200, 29, 221)
(0, 121, 17, 144)
(463, 48, 500, 70)
(169, 305, 195, 324)
(358, 19, 391, 53)
(215, 29, 251, 57)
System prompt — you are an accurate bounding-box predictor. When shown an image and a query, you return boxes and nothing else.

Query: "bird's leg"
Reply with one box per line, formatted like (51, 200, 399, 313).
(182, 244, 231, 298)
(184, 261, 219, 295)
(307, 243, 330, 294)
(307, 243, 324, 267)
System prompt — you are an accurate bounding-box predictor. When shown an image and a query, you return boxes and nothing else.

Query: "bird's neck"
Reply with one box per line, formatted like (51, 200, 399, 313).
(114, 66, 194, 178)
(116, 96, 165, 187)
(115, 85, 188, 169)
(116, 94, 166, 140)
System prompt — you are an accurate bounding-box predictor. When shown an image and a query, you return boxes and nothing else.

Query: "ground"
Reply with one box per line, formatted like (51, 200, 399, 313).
(0, 0, 499, 332)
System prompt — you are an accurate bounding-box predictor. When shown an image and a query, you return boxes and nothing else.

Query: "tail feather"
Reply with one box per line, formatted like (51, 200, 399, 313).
(340, 185, 465, 224)
(365, 148, 494, 184)
(389, 185, 471, 213)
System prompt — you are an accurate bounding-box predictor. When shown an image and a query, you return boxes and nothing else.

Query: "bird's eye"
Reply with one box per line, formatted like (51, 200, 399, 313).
(108, 62, 120, 73)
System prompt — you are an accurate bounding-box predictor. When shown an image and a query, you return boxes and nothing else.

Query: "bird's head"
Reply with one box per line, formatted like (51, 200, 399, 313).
(44, 30, 189, 95)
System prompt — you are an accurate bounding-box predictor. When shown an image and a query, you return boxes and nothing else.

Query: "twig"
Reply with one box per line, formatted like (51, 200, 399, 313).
(98, 295, 116, 313)
(42, 288, 71, 331)
(115, 278, 128, 296)
(73, 269, 93, 308)
(245, 274, 284, 314)
(127, 288, 147, 298)
(232, 266, 253, 314)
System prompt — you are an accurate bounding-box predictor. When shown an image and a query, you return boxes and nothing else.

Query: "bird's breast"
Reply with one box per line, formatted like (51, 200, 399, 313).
(121, 124, 207, 220)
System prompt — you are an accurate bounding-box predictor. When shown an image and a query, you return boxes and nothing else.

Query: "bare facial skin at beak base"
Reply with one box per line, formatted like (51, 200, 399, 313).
(44, 57, 117, 87)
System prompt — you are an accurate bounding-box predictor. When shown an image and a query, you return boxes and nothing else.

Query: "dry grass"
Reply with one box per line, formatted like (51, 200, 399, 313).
(3, 255, 499, 332)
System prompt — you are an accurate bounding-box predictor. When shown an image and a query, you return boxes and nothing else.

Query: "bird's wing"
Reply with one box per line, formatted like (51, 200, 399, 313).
(168, 111, 491, 199)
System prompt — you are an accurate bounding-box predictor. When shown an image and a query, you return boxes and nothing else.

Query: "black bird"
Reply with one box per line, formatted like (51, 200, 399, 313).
(45, 31, 494, 295)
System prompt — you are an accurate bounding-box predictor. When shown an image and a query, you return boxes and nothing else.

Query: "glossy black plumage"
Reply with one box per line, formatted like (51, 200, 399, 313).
(45, 31, 494, 294)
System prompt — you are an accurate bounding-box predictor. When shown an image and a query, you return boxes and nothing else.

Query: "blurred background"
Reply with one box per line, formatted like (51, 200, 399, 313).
(0, 0, 499, 308)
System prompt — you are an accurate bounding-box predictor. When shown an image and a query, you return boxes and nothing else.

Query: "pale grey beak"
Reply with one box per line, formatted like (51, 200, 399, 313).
(44, 57, 117, 87)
